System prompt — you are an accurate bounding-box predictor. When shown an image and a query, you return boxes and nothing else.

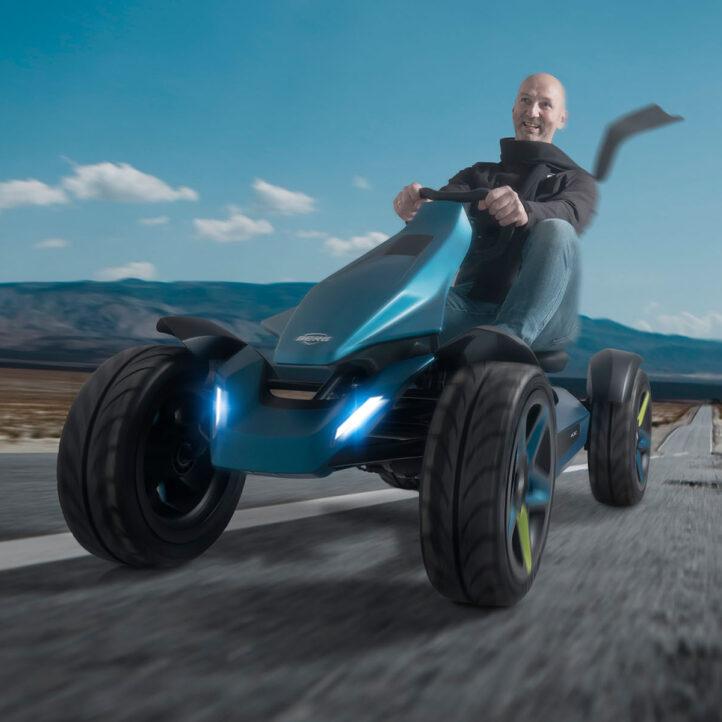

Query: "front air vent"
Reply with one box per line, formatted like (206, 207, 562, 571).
(269, 388, 317, 400)
(266, 379, 322, 402)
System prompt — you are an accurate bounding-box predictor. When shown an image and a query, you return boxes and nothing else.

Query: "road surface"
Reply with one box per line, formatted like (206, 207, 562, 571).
(0, 407, 720, 722)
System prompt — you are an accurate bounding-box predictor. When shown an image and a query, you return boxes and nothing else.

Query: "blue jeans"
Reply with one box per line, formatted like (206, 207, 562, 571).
(440, 218, 581, 352)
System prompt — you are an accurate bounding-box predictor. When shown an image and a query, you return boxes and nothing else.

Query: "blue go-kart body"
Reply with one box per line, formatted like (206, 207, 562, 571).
(57, 103, 675, 598)
(177, 200, 589, 479)
(162, 102, 686, 486)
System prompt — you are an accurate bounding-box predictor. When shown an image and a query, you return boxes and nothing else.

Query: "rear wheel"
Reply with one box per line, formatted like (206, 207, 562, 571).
(57, 345, 244, 567)
(420, 362, 557, 607)
(588, 368, 652, 506)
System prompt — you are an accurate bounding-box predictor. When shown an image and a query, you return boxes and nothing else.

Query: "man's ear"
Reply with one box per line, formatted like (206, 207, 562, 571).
(559, 109, 568, 129)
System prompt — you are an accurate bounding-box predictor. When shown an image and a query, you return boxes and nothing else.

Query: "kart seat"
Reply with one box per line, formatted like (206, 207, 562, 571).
(534, 349, 568, 373)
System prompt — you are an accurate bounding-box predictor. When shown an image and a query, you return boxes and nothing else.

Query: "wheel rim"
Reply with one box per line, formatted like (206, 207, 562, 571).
(505, 392, 555, 579)
(635, 389, 652, 486)
(140, 380, 227, 533)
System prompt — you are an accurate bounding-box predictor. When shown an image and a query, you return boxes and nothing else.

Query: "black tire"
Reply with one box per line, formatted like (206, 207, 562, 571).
(57, 345, 245, 567)
(588, 368, 652, 507)
(378, 470, 420, 491)
(420, 362, 557, 607)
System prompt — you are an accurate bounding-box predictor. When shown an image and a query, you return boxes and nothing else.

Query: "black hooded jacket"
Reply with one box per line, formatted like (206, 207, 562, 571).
(444, 138, 598, 303)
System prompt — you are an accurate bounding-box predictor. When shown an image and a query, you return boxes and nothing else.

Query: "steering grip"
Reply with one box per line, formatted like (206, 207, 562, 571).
(418, 186, 515, 252)
(418, 187, 490, 202)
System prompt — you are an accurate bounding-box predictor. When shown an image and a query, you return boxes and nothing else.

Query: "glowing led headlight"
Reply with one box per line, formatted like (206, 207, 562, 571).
(213, 385, 228, 433)
(335, 395, 387, 442)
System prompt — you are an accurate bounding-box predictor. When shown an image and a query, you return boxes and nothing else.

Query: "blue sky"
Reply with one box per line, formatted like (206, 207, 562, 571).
(1, 0, 720, 338)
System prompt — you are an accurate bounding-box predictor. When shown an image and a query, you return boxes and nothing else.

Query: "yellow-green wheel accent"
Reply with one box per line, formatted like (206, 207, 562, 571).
(517, 505, 532, 574)
(637, 390, 650, 427)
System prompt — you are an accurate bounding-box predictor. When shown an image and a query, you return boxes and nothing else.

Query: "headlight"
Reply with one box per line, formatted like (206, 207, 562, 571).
(335, 395, 387, 442)
(213, 386, 229, 435)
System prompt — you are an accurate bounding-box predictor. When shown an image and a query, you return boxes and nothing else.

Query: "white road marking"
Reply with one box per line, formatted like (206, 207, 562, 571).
(658, 404, 706, 455)
(690, 404, 715, 454)
(0, 532, 86, 573)
(0, 488, 417, 573)
(0, 455, 669, 574)
(225, 489, 416, 532)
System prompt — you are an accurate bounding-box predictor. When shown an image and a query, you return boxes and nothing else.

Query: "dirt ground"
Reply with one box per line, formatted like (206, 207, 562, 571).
(0, 367, 703, 453)
(0, 368, 90, 444)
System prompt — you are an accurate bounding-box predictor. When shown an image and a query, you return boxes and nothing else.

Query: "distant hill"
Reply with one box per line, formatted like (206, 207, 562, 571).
(1, 280, 721, 385)
(559, 316, 722, 379)
(0, 279, 303, 366)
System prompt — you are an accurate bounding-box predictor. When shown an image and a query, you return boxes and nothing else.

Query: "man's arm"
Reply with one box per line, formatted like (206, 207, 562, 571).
(393, 182, 429, 221)
(521, 171, 598, 235)
(393, 166, 474, 221)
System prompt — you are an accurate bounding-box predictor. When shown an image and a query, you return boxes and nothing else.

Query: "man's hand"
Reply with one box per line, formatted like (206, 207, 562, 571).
(478, 186, 528, 227)
(393, 182, 430, 222)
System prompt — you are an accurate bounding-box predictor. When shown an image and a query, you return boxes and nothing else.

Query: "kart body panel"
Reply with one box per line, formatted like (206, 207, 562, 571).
(553, 387, 590, 472)
(169, 192, 629, 480)
(211, 347, 435, 476)
(201, 195, 596, 479)
(273, 202, 471, 365)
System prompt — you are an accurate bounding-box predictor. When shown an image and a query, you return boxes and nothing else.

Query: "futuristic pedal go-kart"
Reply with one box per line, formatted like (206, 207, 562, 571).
(57, 105, 680, 607)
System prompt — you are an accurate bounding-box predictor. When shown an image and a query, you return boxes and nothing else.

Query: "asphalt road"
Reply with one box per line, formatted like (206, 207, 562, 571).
(0, 409, 720, 722)
(659, 404, 713, 456)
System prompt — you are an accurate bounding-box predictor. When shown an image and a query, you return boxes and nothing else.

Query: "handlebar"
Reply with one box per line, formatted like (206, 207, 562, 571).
(418, 187, 490, 202)
(416, 185, 515, 250)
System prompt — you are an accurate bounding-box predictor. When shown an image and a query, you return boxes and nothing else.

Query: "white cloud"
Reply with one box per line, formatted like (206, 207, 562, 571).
(194, 208, 273, 242)
(654, 311, 722, 340)
(296, 230, 328, 239)
(252, 178, 316, 215)
(139, 215, 170, 226)
(633, 319, 653, 333)
(0, 179, 68, 210)
(34, 238, 69, 249)
(62, 162, 198, 203)
(94, 261, 158, 282)
(352, 175, 371, 190)
(634, 307, 722, 340)
(325, 231, 388, 256)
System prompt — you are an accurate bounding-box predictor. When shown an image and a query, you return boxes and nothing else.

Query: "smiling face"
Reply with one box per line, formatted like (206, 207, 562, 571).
(512, 73, 568, 143)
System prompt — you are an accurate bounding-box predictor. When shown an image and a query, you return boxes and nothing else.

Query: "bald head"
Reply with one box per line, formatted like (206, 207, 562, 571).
(512, 73, 568, 143)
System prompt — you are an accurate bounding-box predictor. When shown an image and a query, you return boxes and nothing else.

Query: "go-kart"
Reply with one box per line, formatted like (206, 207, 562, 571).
(57, 106, 680, 606)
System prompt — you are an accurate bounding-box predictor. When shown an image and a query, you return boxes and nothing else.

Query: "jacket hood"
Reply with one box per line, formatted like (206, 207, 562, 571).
(499, 138, 587, 173)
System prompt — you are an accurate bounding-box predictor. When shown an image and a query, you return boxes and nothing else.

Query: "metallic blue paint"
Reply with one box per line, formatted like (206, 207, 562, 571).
(204, 197, 597, 480)
(210, 348, 434, 476)
(553, 386, 590, 473)
(525, 486, 551, 509)
(637, 428, 651, 484)
(273, 202, 472, 365)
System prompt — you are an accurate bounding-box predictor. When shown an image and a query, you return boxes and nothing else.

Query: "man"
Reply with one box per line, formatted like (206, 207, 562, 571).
(393, 73, 597, 351)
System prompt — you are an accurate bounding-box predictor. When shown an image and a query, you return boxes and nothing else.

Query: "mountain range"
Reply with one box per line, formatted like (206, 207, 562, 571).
(1, 280, 721, 387)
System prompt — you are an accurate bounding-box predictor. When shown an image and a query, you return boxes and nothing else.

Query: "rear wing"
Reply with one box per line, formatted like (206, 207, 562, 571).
(593, 104, 683, 181)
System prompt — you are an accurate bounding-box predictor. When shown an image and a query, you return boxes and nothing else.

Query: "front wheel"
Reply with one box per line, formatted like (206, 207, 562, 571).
(420, 362, 557, 607)
(57, 345, 245, 567)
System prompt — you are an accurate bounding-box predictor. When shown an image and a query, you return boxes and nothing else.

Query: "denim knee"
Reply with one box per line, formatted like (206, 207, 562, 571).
(525, 218, 578, 265)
